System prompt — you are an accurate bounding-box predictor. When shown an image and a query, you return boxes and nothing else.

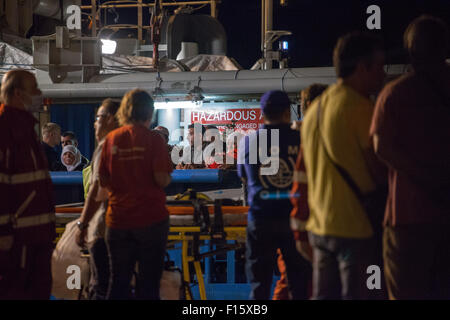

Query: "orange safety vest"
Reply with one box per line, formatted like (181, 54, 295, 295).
(290, 144, 310, 242)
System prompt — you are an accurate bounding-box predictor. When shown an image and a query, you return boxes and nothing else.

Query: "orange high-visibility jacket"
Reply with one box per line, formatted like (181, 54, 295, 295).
(290, 145, 309, 242)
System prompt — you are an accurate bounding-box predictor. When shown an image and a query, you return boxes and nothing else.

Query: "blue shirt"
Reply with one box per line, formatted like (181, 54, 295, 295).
(237, 124, 300, 222)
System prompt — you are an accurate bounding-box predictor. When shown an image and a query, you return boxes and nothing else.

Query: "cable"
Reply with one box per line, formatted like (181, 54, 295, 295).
(192, 4, 207, 12)
(287, 68, 302, 78)
(280, 68, 290, 91)
(290, 104, 299, 120)
(102, 0, 139, 5)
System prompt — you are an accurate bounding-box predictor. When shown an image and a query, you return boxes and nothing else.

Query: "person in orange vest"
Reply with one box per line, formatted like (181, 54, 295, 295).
(273, 84, 328, 300)
(0, 69, 56, 299)
(98, 89, 173, 299)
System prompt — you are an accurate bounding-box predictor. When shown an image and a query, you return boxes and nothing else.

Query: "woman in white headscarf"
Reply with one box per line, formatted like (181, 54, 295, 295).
(61, 145, 84, 171)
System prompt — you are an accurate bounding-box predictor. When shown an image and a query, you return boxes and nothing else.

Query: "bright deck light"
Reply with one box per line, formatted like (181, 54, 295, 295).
(154, 100, 203, 110)
(101, 39, 117, 54)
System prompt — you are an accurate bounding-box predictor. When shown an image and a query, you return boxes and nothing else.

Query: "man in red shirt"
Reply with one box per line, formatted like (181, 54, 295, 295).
(0, 69, 56, 299)
(99, 89, 173, 300)
(371, 15, 450, 299)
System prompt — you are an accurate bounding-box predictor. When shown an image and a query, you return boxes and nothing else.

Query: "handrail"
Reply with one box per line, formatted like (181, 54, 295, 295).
(50, 169, 225, 185)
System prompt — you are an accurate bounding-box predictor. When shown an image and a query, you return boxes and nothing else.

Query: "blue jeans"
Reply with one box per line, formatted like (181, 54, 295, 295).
(245, 219, 311, 300)
(309, 233, 373, 300)
(88, 238, 110, 300)
(105, 218, 169, 300)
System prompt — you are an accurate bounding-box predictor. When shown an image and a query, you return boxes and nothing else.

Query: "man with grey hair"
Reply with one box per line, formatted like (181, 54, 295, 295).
(41, 122, 62, 171)
(0, 69, 56, 299)
(371, 15, 450, 299)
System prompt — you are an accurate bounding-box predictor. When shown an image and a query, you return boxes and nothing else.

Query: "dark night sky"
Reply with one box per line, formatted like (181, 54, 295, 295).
(89, 0, 450, 69)
(217, 0, 450, 69)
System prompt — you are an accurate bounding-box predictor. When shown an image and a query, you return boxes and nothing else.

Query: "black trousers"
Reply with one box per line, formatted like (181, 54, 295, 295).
(0, 241, 53, 299)
(105, 219, 169, 300)
(245, 219, 311, 300)
(88, 237, 110, 300)
(384, 224, 450, 300)
(309, 233, 375, 300)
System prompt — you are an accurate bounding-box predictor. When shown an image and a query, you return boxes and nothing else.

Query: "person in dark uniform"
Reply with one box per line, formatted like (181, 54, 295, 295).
(0, 69, 56, 299)
(41, 122, 62, 171)
(237, 90, 311, 300)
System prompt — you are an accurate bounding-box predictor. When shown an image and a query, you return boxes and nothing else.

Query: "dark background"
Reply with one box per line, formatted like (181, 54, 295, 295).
(217, 0, 450, 68)
(86, 0, 450, 69)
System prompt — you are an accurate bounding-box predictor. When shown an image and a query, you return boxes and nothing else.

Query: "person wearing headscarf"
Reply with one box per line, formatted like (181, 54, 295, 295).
(60, 145, 85, 172)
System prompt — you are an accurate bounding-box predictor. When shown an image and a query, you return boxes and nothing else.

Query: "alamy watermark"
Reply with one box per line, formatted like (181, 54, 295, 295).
(366, 5, 381, 30)
(366, 265, 382, 290)
(66, 265, 81, 290)
(170, 124, 280, 175)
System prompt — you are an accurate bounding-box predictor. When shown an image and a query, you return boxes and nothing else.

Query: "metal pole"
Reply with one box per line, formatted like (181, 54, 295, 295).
(211, 0, 217, 18)
(263, 0, 273, 70)
(151, 0, 162, 70)
(38, 67, 339, 99)
(91, 0, 97, 37)
(265, 0, 273, 34)
(80, 1, 214, 10)
(261, 0, 265, 54)
(138, 0, 143, 42)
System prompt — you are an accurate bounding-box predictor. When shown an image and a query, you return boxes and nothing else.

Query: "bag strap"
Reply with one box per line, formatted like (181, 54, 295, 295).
(316, 98, 364, 201)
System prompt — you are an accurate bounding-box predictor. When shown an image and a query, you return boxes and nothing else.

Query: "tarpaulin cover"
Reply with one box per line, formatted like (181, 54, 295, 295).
(0, 40, 240, 74)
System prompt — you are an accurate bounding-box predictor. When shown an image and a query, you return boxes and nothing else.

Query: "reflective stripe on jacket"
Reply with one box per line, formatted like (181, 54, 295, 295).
(0, 104, 56, 244)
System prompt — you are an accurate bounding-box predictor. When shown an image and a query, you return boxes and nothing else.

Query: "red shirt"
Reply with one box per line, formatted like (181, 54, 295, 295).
(99, 124, 173, 229)
(370, 66, 450, 226)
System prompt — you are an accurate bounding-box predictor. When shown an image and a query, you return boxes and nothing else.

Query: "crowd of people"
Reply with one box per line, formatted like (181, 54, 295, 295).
(41, 124, 90, 172)
(0, 15, 449, 300)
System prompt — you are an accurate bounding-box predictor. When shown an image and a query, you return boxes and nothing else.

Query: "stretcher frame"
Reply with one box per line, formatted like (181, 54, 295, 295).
(55, 200, 248, 300)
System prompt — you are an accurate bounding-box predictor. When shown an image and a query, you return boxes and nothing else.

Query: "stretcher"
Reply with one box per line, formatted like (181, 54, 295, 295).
(54, 198, 249, 300)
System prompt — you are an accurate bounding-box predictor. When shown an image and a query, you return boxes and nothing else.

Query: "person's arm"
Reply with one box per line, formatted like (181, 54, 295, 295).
(75, 179, 102, 247)
(98, 138, 112, 189)
(0, 140, 14, 252)
(154, 171, 171, 188)
(353, 99, 388, 188)
(98, 173, 111, 189)
(372, 129, 448, 184)
(152, 133, 174, 188)
(237, 136, 250, 206)
(371, 88, 449, 184)
(176, 163, 185, 170)
(363, 139, 388, 187)
(290, 145, 312, 262)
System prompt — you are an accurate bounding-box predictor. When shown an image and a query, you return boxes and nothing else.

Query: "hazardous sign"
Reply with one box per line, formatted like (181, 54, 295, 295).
(191, 108, 264, 131)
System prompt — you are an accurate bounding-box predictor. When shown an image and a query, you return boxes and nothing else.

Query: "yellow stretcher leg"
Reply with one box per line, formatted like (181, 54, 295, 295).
(181, 239, 193, 300)
(193, 261, 207, 300)
(181, 237, 207, 300)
